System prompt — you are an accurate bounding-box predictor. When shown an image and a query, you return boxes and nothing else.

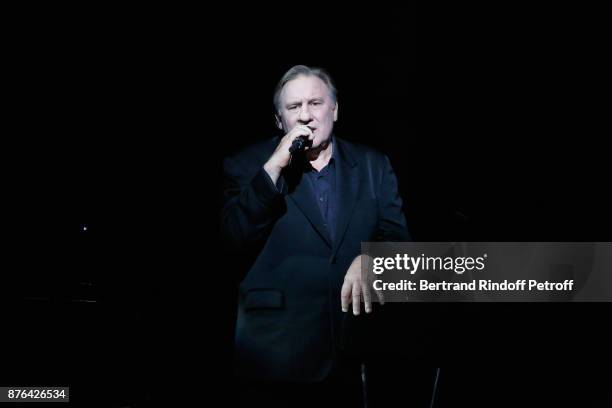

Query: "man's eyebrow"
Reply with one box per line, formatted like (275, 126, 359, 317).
(285, 97, 324, 107)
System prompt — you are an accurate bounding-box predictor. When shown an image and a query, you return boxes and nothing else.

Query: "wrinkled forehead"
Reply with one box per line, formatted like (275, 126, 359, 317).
(279, 75, 332, 105)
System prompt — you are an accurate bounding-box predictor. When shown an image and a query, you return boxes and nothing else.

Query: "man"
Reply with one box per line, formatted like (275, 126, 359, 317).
(222, 65, 410, 406)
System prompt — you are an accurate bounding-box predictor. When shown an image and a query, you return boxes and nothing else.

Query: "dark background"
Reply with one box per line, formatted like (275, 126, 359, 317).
(4, 5, 611, 407)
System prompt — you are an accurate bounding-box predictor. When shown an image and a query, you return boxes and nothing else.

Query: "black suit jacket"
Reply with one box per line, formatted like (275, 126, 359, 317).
(222, 136, 409, 382)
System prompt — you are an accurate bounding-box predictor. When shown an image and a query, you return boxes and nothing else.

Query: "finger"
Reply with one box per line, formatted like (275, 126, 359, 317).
(341, 281, 352, 312)
(294, 125, 312, 137)
(362, 280, 372, 313)
(303, 126, 315, 139)
(294, 125, 313, 138)
(287, 126, 309, 142)
(352, 282, 361, 315)
(375, 287, 385, 306)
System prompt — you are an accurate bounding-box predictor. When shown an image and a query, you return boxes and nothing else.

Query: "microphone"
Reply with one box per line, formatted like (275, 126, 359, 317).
(289, 136, 312, 154)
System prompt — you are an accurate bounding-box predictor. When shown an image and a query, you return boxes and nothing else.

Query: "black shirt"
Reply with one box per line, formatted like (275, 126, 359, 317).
(304, 141, 337, 243)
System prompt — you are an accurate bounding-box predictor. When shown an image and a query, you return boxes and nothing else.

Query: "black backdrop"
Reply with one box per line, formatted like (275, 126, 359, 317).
(4, 5, 611, 407)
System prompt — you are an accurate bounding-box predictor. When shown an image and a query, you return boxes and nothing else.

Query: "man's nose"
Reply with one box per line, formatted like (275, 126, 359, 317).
(298, 105, 312, 123)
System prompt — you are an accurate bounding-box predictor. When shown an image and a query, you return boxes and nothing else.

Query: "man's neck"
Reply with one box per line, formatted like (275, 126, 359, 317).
(307, 139, 333, 172)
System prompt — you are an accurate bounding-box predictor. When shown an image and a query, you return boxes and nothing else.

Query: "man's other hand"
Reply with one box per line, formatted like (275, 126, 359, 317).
(341, 255, 385, 315)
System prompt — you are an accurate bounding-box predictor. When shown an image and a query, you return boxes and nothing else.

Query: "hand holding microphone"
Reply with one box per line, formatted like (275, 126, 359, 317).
(284, 124, 314, 156)
(289, 135, 311, 153)
(264, 125, 314, 184)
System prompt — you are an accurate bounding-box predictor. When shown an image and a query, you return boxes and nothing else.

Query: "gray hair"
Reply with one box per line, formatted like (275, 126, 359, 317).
(273, 65, 337, 113)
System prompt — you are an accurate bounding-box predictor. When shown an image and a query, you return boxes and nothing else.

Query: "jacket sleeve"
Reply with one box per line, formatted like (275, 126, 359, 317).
(221, 155, 287, 251)
(374, 155, 411, 242)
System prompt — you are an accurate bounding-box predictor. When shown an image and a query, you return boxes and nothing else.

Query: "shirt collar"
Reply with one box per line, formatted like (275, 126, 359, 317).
(306, 135, 336, 172)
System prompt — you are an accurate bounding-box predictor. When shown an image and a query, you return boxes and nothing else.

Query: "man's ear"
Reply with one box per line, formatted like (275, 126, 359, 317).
(333, 102, 339, 122)
(275, 114, 283, 130)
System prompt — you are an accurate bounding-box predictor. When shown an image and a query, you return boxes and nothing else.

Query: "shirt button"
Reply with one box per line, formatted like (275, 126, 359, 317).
(319, 197, 324, 202)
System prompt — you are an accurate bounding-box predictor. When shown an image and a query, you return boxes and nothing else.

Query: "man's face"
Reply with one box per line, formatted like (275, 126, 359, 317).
(277, 75, 338, 149)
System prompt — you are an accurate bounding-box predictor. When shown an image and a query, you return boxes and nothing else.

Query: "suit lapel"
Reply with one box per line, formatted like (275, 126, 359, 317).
(332, 139, 360, 258)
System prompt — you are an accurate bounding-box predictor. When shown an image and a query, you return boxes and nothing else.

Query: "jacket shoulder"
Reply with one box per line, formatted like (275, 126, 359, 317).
(335, 137, 389, 165)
